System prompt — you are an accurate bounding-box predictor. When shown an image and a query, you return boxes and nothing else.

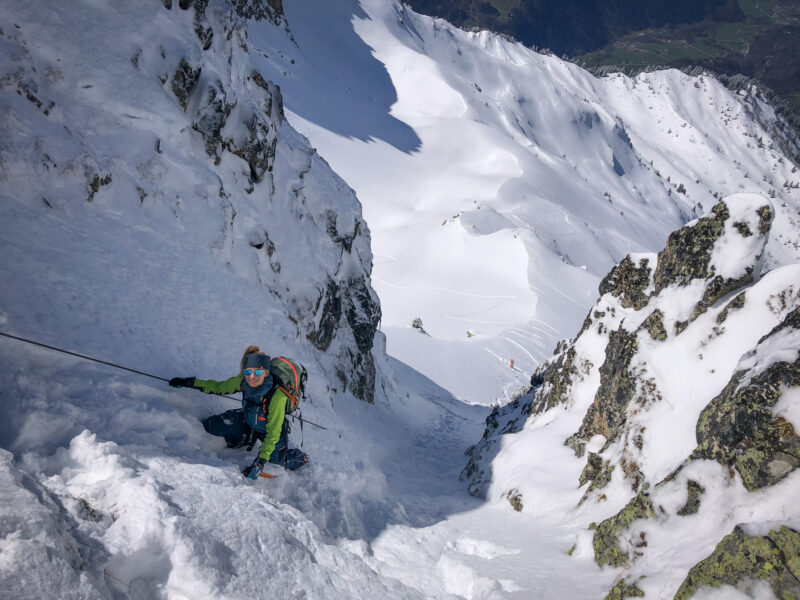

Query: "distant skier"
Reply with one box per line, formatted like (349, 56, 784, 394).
(169, 346, 307, 479)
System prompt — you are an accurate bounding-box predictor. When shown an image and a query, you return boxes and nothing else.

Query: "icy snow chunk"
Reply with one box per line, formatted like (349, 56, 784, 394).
(0, 448, 103, 598)
(737, 324, 800, 389)
(435, 554, 504, 599)
(448, 537, 520, 559)
(690, 581, 776, 600)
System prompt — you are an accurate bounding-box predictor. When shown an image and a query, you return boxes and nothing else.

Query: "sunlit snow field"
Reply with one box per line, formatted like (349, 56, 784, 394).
(252, 0, 800, 404)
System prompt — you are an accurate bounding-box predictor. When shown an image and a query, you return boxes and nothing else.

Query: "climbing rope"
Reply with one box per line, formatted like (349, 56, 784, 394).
(0, 330, 328, 430)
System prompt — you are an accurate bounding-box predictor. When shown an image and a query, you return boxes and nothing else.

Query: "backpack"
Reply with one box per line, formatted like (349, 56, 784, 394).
(268, 356, 307, 413)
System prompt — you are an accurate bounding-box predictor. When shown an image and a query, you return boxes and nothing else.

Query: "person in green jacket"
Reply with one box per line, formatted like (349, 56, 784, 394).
(169, 345, 307, 478)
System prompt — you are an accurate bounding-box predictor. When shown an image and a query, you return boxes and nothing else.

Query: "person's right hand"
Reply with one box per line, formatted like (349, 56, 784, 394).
(242, 457, 266, 479)
(169, 376, 196, 388)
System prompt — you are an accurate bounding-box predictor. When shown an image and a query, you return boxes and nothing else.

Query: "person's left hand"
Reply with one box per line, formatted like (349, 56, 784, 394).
(242, 457, 266, 479)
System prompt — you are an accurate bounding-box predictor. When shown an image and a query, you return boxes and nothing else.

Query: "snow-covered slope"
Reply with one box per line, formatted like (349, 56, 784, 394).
(0, 1, 480, 597)
(463, 195, 800, 598)
(1, 1, 799, 599)
(246, 0, 800, 403)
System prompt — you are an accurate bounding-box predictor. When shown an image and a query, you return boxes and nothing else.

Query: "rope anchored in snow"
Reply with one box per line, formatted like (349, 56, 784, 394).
(0, 330, 328, 430)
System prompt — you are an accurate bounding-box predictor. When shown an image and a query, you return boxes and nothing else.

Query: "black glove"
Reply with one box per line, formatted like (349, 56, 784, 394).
(242, 457, 266, 479)
(169, 376, 196, 388)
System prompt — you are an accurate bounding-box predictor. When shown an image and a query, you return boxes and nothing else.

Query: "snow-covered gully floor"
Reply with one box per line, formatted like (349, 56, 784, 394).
(0, 335, 612, 599)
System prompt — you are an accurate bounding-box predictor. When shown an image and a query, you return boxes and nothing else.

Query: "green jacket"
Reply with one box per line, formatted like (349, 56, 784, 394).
(194, 375, 289, 460)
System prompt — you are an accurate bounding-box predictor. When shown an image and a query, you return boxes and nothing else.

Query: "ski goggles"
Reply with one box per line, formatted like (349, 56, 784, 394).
(244, 368, 266, 377)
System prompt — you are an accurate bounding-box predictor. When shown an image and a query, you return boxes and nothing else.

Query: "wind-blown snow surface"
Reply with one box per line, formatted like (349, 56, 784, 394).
(1, 2, 799, 599)
(246, 0, 800, 403)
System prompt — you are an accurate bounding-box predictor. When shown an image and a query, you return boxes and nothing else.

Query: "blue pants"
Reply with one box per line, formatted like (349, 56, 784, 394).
(202, 409, 306, 470)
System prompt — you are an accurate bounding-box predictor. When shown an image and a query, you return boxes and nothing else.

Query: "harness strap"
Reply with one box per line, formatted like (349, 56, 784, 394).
(245, 429, 256, 452)
(298, 408, 304, 447)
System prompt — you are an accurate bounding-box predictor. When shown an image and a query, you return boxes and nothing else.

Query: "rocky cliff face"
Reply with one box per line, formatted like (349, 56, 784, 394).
(462, 194, 800, 598)
(0, 0, 381, 402)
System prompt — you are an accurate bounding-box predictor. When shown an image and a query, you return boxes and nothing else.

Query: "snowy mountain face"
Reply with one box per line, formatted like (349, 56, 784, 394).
(1, 1, 800, 599)
(463, 195, 800, 598)
(0, 1, 429, 597)
(0, 0, 383, 405)
(244, 0, 800, 404)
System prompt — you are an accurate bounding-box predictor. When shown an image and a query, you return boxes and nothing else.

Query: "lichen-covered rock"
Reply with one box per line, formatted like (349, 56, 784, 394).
(691, 271, 755, 321)
(344, 275, 381, 357)
(528, 343, 579, 415)
(693, 308, 800, 490)
(86, 173, 112, 202)
(579, 452, 605, 487)
(231, 112, 280, 183)
(579, 452, 614, 504)
(652, 198, 772, 322)
(641, 309, 667, 341)
(716, 292, 746, 324)
(604, 580, 645, 600)
(462, 338, 588, 495)
(653, 201, 729, 293)
(599, 255, 652, 310)
(677, 480, 706, 516)
(568, 327, 638, 455)
(757, 205, 773, 234)
(593, 492, 655, 567)
(331, 275, 381, 404)
(674, 525, 800, 600)
(693, 361, 800, 490)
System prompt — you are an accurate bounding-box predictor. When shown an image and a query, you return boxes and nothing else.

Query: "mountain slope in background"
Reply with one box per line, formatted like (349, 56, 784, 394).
(250, 0, 800, 404)
(405, 0, 800, 143)
(405, 0, 743, 55)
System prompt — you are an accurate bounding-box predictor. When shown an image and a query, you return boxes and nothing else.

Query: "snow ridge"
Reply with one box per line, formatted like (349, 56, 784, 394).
(464, 195, 800, 598)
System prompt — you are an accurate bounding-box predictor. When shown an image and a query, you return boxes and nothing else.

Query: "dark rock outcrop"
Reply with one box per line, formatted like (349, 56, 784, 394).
(528, 342, 580, 415)
(641, 309, 667, 341)
(677, 480, 706, 516)
(653, 201, 730, 293)
(578, 452, 614, 503)
(170, 59, 201, 111)
(599, 255, 652, 310)
(233, 0, 284, 22)
(652, 199, 772, 322)
(567, 326, 638, 456)
(163, 0, 380, 404)
(343, 276, 381, 403)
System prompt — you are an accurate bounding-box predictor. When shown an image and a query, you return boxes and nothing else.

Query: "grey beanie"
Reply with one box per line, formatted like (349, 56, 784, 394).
(243, 353, 270, 369)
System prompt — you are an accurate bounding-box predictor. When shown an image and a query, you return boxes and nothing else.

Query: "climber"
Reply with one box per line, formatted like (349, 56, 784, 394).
(169, 345, 307, 479)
